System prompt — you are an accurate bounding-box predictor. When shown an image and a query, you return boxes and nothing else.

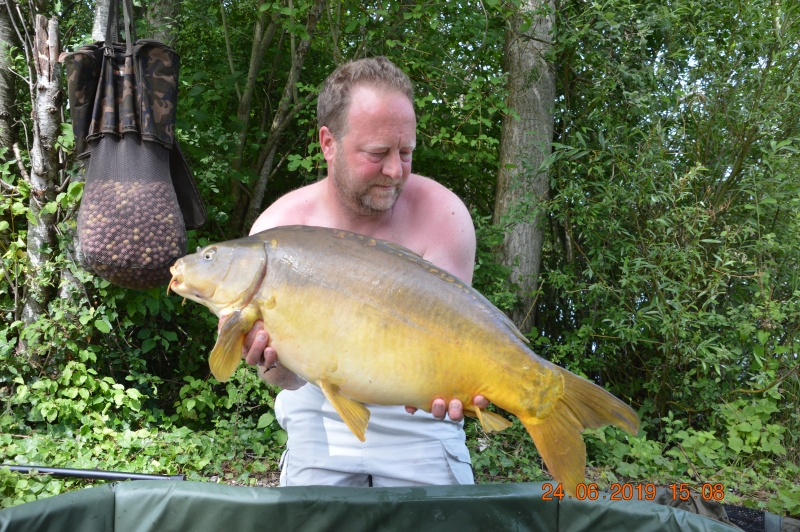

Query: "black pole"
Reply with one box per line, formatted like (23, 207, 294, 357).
(2, 465, 185, 481)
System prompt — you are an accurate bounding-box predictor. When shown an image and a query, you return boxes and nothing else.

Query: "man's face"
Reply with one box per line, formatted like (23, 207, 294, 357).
(324, 85, 416, 216)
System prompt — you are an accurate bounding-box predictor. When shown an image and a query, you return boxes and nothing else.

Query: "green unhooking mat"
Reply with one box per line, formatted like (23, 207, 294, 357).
(0, 481, 739, 532)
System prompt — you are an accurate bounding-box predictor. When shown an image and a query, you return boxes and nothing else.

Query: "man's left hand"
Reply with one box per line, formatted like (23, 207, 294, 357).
(405, 396, 490, 422)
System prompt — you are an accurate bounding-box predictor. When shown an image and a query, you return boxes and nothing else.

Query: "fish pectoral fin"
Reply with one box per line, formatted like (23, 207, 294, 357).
(209, 310, 249, 382)
(470, 405, 513, 433)
(318, 380, 370, 442)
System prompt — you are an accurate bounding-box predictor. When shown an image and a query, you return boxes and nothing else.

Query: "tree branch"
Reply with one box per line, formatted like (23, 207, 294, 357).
(12, 142, 27, 180)
(220, 0, 241, 102)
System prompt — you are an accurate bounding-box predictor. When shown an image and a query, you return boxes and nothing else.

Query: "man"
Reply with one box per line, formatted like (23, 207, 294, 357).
(242, 56, 488, 487)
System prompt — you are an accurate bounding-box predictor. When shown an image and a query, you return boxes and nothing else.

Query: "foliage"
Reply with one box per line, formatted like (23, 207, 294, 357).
(0, 0, 798, 519)
(0, 363, 286, 508)
(517, 0, 800, 514)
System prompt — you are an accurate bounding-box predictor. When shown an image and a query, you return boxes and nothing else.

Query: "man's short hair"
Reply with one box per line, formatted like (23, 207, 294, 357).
(317, 56, 414, 139)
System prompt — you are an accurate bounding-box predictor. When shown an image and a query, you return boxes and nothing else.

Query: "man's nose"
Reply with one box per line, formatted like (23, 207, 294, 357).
(382, 150, 403, 180)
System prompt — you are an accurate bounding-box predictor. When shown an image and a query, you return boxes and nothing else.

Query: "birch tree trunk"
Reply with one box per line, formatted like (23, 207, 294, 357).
(0, 0, 17, 153)
(92, 0, 110, 40)
(21, 15, 61, 355)
(0, 0, 19, 321)
(492, 0, 555, 332)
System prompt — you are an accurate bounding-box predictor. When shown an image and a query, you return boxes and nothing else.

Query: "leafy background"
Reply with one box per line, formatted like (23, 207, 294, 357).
(1, 0, 798, 518)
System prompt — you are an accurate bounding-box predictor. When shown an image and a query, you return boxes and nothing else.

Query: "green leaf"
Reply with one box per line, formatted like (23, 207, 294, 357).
(757, 331, 769, 346)
(141, 338, 157, 354)
(257, 413, 274, 429)
(94, 320, 111, 334)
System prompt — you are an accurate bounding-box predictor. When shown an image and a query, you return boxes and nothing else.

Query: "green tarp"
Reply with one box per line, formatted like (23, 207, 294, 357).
(0, 481, 738, 532)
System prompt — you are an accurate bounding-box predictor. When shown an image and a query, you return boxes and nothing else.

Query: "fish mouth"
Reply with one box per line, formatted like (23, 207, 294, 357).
(167, 263, 183, 296)
(165, 262, 223, 313)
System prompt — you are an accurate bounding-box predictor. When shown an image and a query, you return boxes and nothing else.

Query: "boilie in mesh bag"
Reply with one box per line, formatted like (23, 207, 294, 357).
(78, 134, 187, 290)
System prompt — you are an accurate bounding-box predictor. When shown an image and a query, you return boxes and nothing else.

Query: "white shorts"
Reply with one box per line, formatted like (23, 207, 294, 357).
(275, 385, 474, 487)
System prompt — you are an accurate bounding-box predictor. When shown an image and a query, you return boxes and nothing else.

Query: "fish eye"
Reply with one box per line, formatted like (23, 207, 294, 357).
(203, 248, 216, 261)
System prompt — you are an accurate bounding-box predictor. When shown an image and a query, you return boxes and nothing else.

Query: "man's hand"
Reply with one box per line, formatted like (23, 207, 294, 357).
(405, 396, 490, 422)
(240, 320, 306, 390)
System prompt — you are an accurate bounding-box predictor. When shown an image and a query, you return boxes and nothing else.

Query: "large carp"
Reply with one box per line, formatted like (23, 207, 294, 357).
(168, 225, 639, 494)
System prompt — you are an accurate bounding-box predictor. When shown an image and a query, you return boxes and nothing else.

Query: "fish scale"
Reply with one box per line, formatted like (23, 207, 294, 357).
(168, 225, 640, 495)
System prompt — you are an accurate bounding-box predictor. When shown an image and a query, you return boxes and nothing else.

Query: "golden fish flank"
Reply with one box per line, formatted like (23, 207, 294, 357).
(168, 225, 640, 496)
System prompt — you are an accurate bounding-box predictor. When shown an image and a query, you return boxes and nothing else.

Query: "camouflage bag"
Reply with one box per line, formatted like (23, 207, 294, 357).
(65, 0, 205, 290)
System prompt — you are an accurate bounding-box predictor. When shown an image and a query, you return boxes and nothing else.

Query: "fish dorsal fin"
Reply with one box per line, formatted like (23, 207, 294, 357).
(472, 405, 513, 433)
(317, 380, 370, 441)
(385, 236, 530, 347)
(210, 310, 248, 382)
(469, 287, 531, 345)
(499, 312, 530, 345)
(383, 240, 423, 258)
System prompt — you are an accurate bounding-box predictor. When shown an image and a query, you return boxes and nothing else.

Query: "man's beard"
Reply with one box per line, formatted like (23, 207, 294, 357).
(332, 150, 405, 216)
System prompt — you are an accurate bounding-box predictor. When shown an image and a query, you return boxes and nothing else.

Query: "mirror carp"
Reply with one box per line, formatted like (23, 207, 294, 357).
(168, 225, 639, 494)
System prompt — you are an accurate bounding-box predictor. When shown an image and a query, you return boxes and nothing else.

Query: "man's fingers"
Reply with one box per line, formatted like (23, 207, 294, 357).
(431, 398, 446, 420)
(425, 397, 489, 421)
(241, 321, 265, 354)
(447, 399, 464, 422)
(262, 346, 278, 368)
(474, 395, 489, 409)
(244, 330, 269, 366)
(405, 406, 417, 415)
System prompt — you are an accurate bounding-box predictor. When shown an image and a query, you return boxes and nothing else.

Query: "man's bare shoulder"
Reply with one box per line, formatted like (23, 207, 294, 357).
(404, 174, 473, 229)
(402, 175, 476, 283)
(250, 181, 324, 235)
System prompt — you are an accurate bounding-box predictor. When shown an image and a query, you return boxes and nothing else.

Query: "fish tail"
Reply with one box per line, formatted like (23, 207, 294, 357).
(520, 369, 639, 496)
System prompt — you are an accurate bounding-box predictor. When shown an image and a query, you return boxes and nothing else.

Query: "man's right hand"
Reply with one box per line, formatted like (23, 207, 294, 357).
(242, 320, 306, 390)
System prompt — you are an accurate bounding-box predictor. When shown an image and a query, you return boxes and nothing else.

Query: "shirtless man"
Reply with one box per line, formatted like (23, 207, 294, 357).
(242, 57, 488, 487)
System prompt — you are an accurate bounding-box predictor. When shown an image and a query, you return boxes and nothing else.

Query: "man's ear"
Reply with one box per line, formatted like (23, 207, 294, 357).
(320, 126, 336, 162)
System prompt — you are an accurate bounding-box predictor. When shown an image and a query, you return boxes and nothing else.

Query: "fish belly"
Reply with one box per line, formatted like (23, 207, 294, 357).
(259, 282, 483, 410)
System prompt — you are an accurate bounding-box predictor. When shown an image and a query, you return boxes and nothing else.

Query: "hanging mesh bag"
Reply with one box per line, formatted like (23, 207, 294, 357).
(78, 135, 186, 289)
(65, 0, 203, 290)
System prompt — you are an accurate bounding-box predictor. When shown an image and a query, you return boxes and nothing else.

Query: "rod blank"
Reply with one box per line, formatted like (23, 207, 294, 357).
(2, 464, 185, 481)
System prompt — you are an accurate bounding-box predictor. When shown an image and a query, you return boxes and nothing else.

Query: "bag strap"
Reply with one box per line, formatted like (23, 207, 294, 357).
(104, 0, 137, 56)
(104, 0, 116, 44)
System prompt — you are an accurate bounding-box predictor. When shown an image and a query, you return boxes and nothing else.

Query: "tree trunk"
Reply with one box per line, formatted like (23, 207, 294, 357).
(0, 0, 17, 153)
(0, 1, 19, 320)
(231, 13, 278, 176)
(239, 0, 323, 233)
(492, 0, 555, 332)
(91, 0, 110, 40)
(21, 16, 61, 355)
(145, 0, 180, 47)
